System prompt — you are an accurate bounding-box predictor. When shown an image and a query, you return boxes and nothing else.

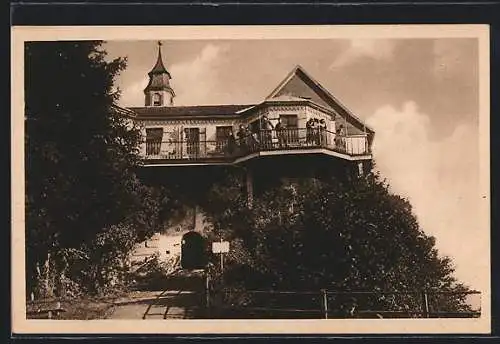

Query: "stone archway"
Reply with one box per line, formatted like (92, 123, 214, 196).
(181, 231, 207, 269)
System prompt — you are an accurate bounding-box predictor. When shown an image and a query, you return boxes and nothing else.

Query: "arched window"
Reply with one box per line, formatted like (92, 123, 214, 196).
(153, 93, 162, 106)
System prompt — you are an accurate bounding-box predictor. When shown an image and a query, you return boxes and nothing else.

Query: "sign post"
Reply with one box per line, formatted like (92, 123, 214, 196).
(220, 244, 224, 271)
(212, 239, 230, 271)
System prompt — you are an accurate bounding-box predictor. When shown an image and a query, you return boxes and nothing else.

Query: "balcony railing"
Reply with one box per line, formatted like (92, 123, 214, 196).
(144, 128, 371, 162)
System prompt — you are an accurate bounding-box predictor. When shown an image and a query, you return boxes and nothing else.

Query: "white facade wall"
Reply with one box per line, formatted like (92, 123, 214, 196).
(140, 118, 240, 158)
(131, 206, 209, 263)
(137, 103, 362, 157)
(346, 135, 369, 155)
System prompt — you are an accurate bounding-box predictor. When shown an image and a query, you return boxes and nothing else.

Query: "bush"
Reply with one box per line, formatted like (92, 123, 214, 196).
(203, 172, 473, 314)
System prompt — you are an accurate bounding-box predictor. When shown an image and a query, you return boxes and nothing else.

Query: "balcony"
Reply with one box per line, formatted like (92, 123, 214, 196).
(142, 128, 371, 166)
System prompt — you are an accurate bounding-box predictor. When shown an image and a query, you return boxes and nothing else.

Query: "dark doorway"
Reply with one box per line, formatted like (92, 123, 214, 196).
(181, 231, 207, 269)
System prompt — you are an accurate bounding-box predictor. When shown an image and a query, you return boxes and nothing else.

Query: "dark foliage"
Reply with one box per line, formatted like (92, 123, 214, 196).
(202, 168, 473, 315)
(25, 41, 161, 297)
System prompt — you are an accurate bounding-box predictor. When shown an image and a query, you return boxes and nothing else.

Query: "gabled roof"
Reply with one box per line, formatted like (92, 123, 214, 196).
(267, 65, 374, 135)
(235, 96, 338, 118)
(129, 104, 255, 119)
(266, 95, 307, 102)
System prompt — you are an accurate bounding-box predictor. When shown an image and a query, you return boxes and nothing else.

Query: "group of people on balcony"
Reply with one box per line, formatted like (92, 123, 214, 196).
(231, 116, 291, 153)
(305, 118, 328, 145)
(233, 122, 263, 153)
(222, 116, 347, 156)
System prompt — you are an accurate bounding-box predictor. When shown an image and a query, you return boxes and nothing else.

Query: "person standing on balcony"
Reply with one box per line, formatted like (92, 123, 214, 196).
(319, 119, 327, 146)
(237, 124, 247, 153)
(226, 130, 237, 156)
(243, 125, 252, 151)
(261, 116, 274, 149)
(275, 117, 286, 147)
(249, 124, 260, 151)
(306, 118, 313, 145)
(308, 118, 319, 145)
(335, 124, 346, 151)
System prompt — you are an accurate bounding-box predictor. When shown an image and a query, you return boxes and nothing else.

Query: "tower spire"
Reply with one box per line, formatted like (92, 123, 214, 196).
(144, 41, 175, 106)
(149, 41, 169, 76)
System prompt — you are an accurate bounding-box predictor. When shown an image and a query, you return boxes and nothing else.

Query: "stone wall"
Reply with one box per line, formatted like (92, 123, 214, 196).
(129, 205, 209, 263)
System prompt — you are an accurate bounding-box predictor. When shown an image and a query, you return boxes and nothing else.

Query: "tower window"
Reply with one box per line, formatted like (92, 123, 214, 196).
(153, 93, 163, 106)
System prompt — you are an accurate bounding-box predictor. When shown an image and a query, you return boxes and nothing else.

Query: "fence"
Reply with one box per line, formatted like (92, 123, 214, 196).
(144, 128, 370, 161)
(205, 286, 481, 319)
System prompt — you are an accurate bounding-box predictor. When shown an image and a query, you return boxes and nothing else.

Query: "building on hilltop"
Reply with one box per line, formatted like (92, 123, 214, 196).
(124, 42, 375, 270)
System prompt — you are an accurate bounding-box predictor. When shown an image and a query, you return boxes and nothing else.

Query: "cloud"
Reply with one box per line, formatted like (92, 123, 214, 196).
(432, 40, 469, 77)
(366, 101, 483, 288)
(330, 39, 396, 69)
(118, 44, 229, 107)
(169, 44, 230, 106)
(119, 76, 149, 107)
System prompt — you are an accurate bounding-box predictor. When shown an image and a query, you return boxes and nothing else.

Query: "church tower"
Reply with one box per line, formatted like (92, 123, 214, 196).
(144, 41, 175, 107)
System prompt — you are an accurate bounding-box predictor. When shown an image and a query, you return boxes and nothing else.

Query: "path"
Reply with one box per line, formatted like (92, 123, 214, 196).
(106, 269, 207, 319)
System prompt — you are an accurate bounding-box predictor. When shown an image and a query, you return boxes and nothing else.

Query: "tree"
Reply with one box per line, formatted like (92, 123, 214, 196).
(202, 169, 473, 317)
(25, 41, 161, 297)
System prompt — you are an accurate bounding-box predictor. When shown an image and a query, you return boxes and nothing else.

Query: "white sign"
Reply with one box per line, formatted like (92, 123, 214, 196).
(212, 241, 230, 254)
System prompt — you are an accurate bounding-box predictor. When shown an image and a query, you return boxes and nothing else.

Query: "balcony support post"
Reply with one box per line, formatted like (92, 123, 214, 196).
(246, 169, 254, 208)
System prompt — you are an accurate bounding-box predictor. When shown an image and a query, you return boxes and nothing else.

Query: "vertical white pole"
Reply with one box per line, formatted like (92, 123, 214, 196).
(220, 238, 224, 271)
(343, 116, 347, 153)
(363, 123, 367, 154)
(205, 271, 210, 315)
(422, 290, 430, 318)
(322, 289, 328, 319)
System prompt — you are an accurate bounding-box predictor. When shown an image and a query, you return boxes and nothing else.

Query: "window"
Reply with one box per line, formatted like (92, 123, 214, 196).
(216, 126, 233, 151)
(153, 93, 162, 106)
(184, 127, 200, 156)
(249, 120, 260, 133)
(146, 128, 163, 155)
(279, 114, 299, 144)
(280, 115, 298, 128)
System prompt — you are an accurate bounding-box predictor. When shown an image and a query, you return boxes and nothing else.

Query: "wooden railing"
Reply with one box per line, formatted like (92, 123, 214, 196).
(144, 128, 371, 162)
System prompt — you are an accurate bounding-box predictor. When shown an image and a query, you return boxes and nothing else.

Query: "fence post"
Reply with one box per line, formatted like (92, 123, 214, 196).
(321, 289, 328, 319)
(421, 290, 430, 318)
(205, 270, 211, 318)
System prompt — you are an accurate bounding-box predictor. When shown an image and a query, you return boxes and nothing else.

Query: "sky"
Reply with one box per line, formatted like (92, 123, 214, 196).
(104, 38, 483, 289)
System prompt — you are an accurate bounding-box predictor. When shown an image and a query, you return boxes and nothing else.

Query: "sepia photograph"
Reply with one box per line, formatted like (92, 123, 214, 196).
(11, 25, 490, 334)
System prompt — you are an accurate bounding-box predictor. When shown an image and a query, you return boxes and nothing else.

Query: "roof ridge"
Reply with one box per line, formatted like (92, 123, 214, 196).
(295, 67, 374, 134)
(266, 65, 374, 134)
(128, 103, 254, 109)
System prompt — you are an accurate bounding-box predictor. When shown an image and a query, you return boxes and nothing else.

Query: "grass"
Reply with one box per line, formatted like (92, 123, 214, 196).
(25, 263, 200, 320)
(26, 293, 125, 320)
(25, 265, 178, 320)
